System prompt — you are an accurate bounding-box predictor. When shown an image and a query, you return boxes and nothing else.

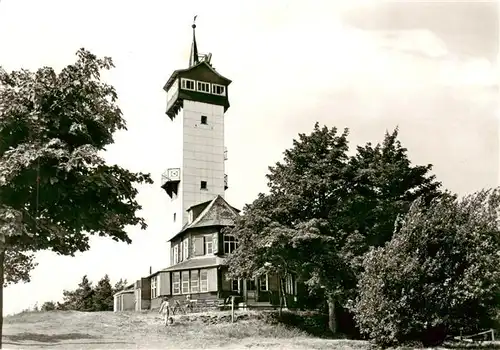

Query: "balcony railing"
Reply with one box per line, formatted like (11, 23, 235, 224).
(161, 168, 181, 184)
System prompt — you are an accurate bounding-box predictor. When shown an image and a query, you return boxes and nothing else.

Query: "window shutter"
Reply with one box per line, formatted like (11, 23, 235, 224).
(212, 232, 218, 254)
(194, 237, 204, 256)
(207, 268, 218, 292)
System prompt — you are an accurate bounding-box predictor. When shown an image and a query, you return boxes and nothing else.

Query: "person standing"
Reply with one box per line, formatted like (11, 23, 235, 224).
(158, 297, 171, 326)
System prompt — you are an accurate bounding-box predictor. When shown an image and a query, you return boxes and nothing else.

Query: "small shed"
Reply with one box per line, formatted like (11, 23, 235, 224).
(113, 289, 135, 312)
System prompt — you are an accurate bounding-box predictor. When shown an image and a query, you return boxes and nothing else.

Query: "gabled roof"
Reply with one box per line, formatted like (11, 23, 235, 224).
(163, 60, 232, 92)
(186, 198, 240, 214)
(186, 195, 240, 231)
(168, 195, 240, 242)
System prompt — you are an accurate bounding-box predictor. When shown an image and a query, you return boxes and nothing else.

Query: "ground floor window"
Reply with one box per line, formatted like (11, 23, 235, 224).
(151, 276, 158, 298)
(231, 279, 239, 292)
(191, 270, 199, 293)
(172, 272, 181, 295)
(200, 269, 208, 292)
(259, 274, 269, 292)
(182, 271, 190, 294)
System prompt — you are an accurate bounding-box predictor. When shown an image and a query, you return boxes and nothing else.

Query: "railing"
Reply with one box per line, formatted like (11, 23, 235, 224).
(161, 168, 181, 184)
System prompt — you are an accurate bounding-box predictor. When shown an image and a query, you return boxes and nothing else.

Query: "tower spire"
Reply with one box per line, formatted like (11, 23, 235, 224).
(189, 15, 199, 67)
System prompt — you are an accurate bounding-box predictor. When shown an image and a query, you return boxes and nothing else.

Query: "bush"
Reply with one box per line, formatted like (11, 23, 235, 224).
(40, 301, 56, 311)
(260, 310, 333, 338)
(353, 192, 500, 348)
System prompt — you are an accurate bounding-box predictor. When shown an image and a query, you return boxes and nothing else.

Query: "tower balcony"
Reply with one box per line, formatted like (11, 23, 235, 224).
(161, 168, 181, 198)
(224, 174, 228, 190)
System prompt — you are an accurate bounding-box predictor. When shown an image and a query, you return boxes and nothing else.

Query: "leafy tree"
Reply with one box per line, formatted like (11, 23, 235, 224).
(4, 250, 38, 287)
(40, 301, 56, 311)
(227, 124, 441, 333)
(93, 274, 114, 311)
(353, 190, 500, 347)
(0, 48, 152, 347)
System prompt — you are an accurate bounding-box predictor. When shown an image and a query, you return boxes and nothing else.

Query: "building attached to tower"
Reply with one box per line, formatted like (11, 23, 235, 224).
(113, 21, 300, 312)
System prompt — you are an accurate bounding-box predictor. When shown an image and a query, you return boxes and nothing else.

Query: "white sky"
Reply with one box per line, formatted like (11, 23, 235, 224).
(0, 0, 498, 315)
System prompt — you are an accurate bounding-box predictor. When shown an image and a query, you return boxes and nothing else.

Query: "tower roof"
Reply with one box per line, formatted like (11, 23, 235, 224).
(163, 19, 232, 93)
(189, 16, 199, 67)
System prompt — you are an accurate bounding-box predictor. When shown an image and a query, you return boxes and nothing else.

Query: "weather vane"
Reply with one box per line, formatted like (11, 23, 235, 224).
(193, 15, 197, 29)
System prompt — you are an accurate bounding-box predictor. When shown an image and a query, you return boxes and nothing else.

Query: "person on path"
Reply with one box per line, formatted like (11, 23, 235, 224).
(158, 297, 171, 326)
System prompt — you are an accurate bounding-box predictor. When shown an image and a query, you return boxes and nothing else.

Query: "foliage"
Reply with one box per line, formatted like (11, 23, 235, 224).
(53, 274, 125, 312)
(0, 48, 152, 282)
(353, 190, 500, 347)
(92, 274, 114, 311)
(113, 278, 128, 294)
(61, 275, 95, 312)
(226, 123, 442, 332)
(3, 250, 37, 287)
(40, 301, 56, 311)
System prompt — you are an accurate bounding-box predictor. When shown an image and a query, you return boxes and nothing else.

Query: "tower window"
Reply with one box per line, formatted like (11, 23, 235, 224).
(200, 181, 207, 190)
(197, 81, 210, 93)
(201, 115, 208, 125)
(173, 213, 176, 222)
(181, 78, 195, 91)
(212, 84, 226, 96)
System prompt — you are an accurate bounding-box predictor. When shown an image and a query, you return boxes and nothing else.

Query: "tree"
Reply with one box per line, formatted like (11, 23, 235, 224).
(353, 190, 500, 347)
(60, 275, 94, 311)
(74, 275, 94, 311)
(4, 250, 37, 287)
(113, 278, 128, 294)
(0, 48, 152, 348)
(93, 274, 114, 311)
(226, 123, 441, 334)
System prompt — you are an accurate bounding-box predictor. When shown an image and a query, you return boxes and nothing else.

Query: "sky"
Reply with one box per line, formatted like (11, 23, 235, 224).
(0, 0, 498, 315)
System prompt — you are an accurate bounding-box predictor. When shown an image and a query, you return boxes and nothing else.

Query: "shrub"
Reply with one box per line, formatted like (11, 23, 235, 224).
(40, 301, 56, 311)
(353, 192, 500, 348)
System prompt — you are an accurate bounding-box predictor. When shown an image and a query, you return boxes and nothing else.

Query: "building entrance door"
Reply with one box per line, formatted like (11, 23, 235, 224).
(246, 279, 256, 302)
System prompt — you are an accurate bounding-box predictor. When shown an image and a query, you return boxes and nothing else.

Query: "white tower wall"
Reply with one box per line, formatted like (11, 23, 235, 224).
(168, 100, 226, 238)
(181, 100, 226, 225)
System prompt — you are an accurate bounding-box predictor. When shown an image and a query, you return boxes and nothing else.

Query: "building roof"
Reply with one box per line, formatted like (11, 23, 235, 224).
(168, 195, 240, 242)
(163, 60, 232, 92)
(186, 198, 240, 214)
(160, 256, 221, 272)
(113, 289, 134, 297)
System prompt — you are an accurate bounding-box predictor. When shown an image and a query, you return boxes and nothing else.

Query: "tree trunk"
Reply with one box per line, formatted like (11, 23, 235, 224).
(0, 249, 5, 349)
(280, 277, 288, 309)
(278, 274, 282, 317)
(327, 295, 337, 335)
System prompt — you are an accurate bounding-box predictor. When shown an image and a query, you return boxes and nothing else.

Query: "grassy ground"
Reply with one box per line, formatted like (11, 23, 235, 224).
(4, 310, 500, 349)
(3, 310, 368, 349)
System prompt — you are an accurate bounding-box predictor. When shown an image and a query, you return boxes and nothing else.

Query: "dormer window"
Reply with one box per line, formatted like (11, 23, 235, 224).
(197, 81, 210, 93)
(181, 78, 195, 91)
(212, 84, 226, 96)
